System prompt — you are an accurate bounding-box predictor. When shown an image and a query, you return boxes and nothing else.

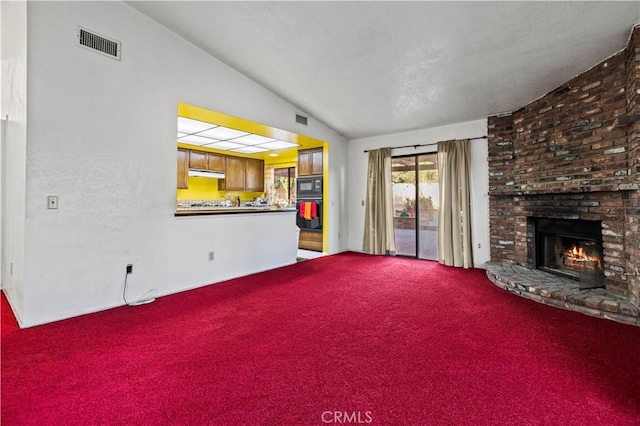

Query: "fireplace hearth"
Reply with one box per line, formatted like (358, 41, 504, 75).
(534, 218, 604, 289)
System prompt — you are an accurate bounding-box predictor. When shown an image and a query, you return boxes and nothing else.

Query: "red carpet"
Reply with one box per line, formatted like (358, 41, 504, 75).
(1, 292, 19, 338)
(2, 252, 639, 425)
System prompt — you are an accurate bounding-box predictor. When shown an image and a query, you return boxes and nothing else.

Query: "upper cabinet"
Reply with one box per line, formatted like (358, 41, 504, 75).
(311, 149, 323, 175)
(221, 156, 246, 191)
(245, 158, 265, 192)
(177, 148, 189, 189)
(188, 150, 208, 170)
(208, 153, 225, 172)
(298, 151, 311, 176)
(298, 147, 323, 177)
(177, 147, 264, 192)
(189, 150, 226, 172)
(221, 157, 264, 192)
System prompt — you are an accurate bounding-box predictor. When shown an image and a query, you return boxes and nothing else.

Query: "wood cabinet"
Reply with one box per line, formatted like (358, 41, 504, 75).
(178, 147, 263, 192)
(221, 156, 246, 191)
(299, 230, 323, 251)
(298, 150, 312, 176)
(245, 158, 265, 192)
(188, 150, 208, 170)
(189, 150, 225, 172)
(177, 148, 189, 189)
(220, 157, 264, 192)
(208, 153, 225, 172)
(311, 149, 323, 175)
(298, 148, 323, 177)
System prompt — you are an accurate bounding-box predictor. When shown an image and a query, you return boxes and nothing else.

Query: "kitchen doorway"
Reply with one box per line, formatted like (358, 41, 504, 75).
(392, 154, 439, 260)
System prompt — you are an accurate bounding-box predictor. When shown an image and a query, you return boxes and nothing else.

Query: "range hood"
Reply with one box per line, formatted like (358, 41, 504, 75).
(188, 169, 225, 179)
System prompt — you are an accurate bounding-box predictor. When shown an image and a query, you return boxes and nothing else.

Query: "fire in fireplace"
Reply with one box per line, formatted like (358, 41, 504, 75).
(534, 218, 605, 289)
(561, 244, 602, 271)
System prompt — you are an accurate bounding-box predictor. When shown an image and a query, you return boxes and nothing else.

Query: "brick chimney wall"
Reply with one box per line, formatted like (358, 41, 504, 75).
(488, 25, 640, 305)
(625, 26, 640, 304)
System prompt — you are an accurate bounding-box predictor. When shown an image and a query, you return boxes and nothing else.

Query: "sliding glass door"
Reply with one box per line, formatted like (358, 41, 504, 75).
(392, 157, 417, 257)
(391, 154, 439, 260)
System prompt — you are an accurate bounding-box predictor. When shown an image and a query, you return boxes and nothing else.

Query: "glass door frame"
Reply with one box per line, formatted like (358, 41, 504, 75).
(391, 152, 438, 260)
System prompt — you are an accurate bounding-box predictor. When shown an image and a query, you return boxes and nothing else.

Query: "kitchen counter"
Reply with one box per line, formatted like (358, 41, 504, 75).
(175, 206, 297, 216)
(172, 203, 299, 287)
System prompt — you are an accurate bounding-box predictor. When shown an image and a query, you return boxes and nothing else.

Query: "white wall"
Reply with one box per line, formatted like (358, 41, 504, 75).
(1, 0, 28, 324)
(9, 1, 347, 327)
(468, 132, 490, 267)
(347, 119, 490, 268)
(327, 134, 349, 253)
(0, 0, 2, 287)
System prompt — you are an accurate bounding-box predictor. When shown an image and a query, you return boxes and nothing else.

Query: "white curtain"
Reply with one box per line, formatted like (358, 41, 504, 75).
(437, 140, 473, 268)
(363, 148, 396, 255)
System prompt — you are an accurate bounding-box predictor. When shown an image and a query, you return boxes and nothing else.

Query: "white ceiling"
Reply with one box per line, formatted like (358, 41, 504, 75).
(127, 1, 639, 140)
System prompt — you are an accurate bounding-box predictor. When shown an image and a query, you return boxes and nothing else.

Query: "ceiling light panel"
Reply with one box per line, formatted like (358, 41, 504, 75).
(231, 134, 278, 145)
(256, 140, 300, 150)
(178, 134, 220, 145)
(232, 146, 269, 154)
(205, 141, 246, 150)
(197, 126, 250, 140)
(177, 117, 216, 134)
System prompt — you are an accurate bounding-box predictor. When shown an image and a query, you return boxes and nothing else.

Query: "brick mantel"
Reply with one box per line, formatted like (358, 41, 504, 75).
(488, 25, 640, 307)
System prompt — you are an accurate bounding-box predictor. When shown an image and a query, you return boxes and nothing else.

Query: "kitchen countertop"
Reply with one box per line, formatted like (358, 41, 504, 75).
(175, 206, 297, 216)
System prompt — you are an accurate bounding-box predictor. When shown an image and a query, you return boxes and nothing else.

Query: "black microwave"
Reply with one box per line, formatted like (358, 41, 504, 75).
(297, 177, 322, 199)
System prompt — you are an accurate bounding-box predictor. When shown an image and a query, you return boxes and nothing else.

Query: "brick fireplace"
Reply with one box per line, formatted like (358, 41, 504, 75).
(486, 25, 640, 324)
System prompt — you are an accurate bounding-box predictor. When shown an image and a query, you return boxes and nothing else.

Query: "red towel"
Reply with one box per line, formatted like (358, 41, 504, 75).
(299, 202, 318, 219)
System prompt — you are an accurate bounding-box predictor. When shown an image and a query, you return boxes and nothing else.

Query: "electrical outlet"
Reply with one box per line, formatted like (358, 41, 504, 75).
(478, 243, 481, 249)
(126, 264, 133, 274)
(208, 251, 215, 261)
(47, 196, 58, 209)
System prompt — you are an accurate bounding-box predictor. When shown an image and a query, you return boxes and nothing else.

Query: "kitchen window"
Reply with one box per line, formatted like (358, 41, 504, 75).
(274, 167, 296, 202)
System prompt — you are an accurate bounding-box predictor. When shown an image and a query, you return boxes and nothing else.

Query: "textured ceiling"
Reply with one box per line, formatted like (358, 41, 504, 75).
(127, 1, 639, 140)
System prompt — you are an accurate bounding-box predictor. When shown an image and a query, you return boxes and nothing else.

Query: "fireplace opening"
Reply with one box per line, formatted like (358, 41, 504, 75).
(534, 218, 604, 289)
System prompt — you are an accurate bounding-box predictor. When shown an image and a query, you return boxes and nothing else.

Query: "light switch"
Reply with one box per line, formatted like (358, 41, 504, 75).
(47, 196, 58, 209)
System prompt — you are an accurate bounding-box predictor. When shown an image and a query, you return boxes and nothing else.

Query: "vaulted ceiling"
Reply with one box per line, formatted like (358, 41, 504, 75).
(128, 1, 639, 140)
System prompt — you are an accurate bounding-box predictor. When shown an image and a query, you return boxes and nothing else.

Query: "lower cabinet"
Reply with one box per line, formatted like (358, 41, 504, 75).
(299, 230, 323, 251)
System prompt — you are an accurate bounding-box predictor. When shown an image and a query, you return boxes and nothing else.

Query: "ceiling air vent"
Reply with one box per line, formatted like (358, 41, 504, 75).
(295, 114, 308, 126)
(76, 27, 121, 60)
